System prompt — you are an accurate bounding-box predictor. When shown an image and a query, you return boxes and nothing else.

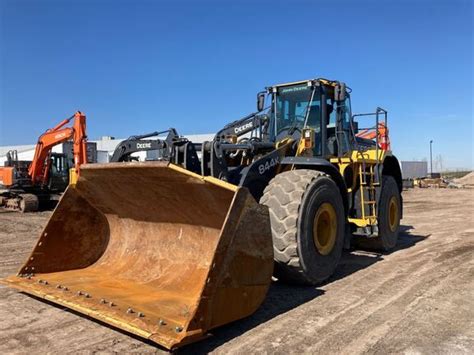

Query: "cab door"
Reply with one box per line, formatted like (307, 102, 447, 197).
(48, 153, 69, 192)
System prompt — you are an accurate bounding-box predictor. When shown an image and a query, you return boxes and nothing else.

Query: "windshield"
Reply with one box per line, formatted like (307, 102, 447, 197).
(50, 155, 69, 176)
(270, 84, 322, 141)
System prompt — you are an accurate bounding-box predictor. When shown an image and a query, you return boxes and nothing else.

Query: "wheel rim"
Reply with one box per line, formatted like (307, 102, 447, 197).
(313, 202, 337, 256)
(388, 196, 399, 232)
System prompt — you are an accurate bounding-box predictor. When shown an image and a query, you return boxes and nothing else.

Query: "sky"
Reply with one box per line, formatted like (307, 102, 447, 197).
(0, 0, 472, 170)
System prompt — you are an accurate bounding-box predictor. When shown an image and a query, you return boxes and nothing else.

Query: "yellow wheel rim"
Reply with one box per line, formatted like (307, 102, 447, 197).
(388, 196, 399, 232)
(313, 203, 337, 256)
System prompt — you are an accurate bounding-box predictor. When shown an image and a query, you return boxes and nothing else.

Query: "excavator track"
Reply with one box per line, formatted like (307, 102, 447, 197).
(19, 194, 39, 213)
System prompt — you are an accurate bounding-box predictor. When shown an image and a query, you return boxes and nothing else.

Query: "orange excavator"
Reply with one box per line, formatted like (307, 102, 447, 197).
(0, 111, 87, 212)
(356, 122, 391, 150)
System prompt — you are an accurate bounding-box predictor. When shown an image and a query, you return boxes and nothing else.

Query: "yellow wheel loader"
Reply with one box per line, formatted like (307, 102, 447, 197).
(2, 78, 403, 349)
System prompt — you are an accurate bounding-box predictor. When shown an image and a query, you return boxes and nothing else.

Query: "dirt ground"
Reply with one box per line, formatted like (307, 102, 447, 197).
(0, 189, 473, 354)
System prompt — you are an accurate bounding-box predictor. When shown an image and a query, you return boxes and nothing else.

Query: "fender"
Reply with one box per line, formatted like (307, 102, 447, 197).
(382, 154, 402, 192)
(238, 144, 288, 201)
(382, 154, 403, 218)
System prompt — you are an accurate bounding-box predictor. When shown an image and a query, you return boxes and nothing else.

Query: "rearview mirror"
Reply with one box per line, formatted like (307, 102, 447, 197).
(257, 92, 265, 112)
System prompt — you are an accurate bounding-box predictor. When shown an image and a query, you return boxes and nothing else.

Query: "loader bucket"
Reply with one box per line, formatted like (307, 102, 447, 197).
(1, 162, 273, 349)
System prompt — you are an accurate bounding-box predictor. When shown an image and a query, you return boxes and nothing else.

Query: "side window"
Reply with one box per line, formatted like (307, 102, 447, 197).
(51, 159, 58, 174)
(343, 96, 351, 129)
(327, 99, 336, 127)
(326, 96, 350, 130)
(276, 98, 289, 124)
(305, 100, 321, 130)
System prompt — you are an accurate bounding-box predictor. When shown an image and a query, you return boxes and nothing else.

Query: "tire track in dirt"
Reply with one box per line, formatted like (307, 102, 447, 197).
(305, 247, 474, 353)
(219, 240, 472, 354)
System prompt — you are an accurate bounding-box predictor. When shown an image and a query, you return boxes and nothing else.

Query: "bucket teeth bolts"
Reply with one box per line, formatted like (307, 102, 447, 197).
(77, 291, 83, 296)
(126, 308, 134, 314)
(56, 285, 62, 289)
(108, 302, 115, 307)
(137, 312, 144, 318)
(175, 326, 183, 333)
(100, 298, 107, 304)
(159, 319, 167, 326)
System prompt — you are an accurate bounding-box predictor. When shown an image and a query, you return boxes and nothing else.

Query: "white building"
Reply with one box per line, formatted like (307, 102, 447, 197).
(0, 134, 215, 166)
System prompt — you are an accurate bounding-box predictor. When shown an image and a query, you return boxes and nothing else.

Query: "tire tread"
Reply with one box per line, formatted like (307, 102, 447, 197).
(261, 169, 327, 284)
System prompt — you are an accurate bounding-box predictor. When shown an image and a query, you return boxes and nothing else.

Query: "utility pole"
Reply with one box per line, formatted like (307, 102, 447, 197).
(430, 140, 433, 177)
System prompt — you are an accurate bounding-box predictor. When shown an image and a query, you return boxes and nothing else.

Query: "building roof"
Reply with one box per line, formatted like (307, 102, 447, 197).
(0, 144, 36, 157)
(0, 134, 216, 159)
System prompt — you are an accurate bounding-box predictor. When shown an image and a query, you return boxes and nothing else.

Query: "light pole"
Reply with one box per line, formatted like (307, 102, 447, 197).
(430, 140, 433, 177)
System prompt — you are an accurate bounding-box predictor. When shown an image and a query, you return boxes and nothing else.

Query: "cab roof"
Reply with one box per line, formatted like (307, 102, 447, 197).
(268, 78, 351, 93)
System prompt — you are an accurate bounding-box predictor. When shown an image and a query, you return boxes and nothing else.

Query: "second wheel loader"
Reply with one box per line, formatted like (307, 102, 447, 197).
(2, 78, 402, 349)
(109, 129, 180, 162)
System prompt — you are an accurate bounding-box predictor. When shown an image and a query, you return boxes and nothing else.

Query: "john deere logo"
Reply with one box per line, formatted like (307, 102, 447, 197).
(281, 86, 307, 94)
(234, 122, 253, 134)
(137, 142, 152, 149)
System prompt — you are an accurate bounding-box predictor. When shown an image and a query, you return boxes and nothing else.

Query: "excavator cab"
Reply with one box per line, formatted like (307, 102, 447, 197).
(47, 153, 70, 192)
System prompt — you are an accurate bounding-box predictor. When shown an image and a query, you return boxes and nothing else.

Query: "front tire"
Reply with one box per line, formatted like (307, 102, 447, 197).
(260, 169, 345, 285)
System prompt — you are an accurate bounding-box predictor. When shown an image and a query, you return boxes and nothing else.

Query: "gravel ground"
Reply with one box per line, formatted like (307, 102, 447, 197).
(0, 188, 473, 354)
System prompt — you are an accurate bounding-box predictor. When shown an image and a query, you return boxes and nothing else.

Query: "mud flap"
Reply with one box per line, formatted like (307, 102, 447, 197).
(1, 162, 274, 349)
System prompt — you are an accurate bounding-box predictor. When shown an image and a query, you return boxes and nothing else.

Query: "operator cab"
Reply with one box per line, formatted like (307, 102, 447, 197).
(48, 153, 70, 191)
(265, 79, 354, 158)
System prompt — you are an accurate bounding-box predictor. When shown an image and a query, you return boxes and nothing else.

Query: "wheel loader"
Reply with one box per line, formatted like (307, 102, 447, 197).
(1, 78, 402, 349)
(109, 129, 179, 162)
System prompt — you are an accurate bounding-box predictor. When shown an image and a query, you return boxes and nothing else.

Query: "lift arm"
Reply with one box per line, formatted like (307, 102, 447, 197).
(28, 111, 87, 186)
(109, 129, 181, 162)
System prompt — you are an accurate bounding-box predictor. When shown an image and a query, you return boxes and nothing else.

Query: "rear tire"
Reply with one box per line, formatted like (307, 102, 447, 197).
(356, 175, 401, 251)
(260, 169, 345, 285)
